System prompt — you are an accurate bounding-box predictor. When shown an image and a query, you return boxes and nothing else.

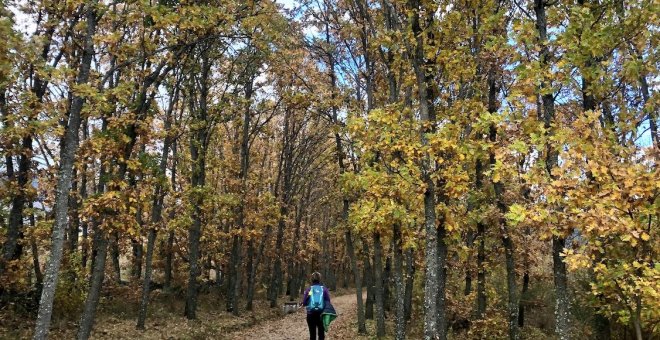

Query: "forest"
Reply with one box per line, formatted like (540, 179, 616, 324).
(0, 0, 657, 339)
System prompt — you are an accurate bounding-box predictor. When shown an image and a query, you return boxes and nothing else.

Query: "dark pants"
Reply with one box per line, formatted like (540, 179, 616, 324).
(306, 312, 325, 340)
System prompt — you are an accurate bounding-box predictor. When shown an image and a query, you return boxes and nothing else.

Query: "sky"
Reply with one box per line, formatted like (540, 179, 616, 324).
(276, 0, 296, 10)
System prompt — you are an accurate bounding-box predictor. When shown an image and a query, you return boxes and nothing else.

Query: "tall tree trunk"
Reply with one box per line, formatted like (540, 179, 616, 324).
(476, 221, 486, 318)
(472, 158, 485, 316)
(131, 237, 142, 280)
(247, 225, 270, 310)
(384, 254, 392, 312)
(68, 168, 80, 254)
(464, 232, 473, 296)
(324, 0, 369, 324)
(363, 240, 375, 320)
(163, 139, 178, 292)
(373, 232, 385, 338)
(409, 1, 443, 337)
(436, 211, 449, 337)
(79, 69, 153, 336)
(77, 232, 107, 340)
(534, 1, 570, 338)
(632, 297, 643, 340)
(136, 228, 156, 329)
(269, 207, 286, 308)
(393, 224, 406, 340)
(227, 234, 242, 313)
(77, 122, 109, 340)
(33, 4, 97, 338)
(1, 114, 29, 276)
(185, 151, 204, 320)
(333, 144, 365, 326)
(79, 157, 89, 269)
(228, 75, 253, 315)
(518, 271, 529, 327)
(136, 86, 176, 329)
(269, 107, 293, 308)
(346, 228, 366, 333)
(164, 231, 174, 291)
(576, 3, 612, 335)
(552, 236, 570, 340)
(244, 239, 255, 308)
(288, 191, 308, 302)
(404, 248, 415, 321)
(30, 210, 43, 292)
(110, 232, 121, 284)
(184, 48, 211, 320)
(82, 223, 88, 269)
(491, 122, 519, 340)
(504, 236, 519, 340)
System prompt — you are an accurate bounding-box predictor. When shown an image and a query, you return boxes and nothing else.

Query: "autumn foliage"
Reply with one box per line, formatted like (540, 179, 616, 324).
(0, 0, 657, 339)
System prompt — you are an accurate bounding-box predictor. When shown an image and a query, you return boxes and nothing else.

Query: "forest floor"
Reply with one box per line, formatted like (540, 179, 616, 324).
(0, 287, 385, 339)
(226, 291, 374, 340)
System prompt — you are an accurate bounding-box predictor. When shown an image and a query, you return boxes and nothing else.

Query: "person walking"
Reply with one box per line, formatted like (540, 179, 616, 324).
(300, 272, 331, 340)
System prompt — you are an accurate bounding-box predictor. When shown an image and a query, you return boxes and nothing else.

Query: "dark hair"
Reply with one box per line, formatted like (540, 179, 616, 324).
(311, 272, 321, 284)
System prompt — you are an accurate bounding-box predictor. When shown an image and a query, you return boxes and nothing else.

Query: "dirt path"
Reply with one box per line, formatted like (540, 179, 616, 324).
(226, 292, 361, 340)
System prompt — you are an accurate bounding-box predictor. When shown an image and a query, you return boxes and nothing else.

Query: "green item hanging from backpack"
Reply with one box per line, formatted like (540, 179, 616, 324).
(322, 312, 337, 330)
(321, 300, 337, 330)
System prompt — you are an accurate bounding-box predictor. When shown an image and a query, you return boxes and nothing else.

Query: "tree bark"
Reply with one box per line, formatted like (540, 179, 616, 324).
(552, 236, 570, 340)
(476, 221, 486, 318)
(269, 205, 286, 307)
(68, 168, 80, 254)
(110, 231, 121, 284)
(244, 239, 255, 309)
(136, 84, 176, 329)
(185, 51, 211, 320)
(491, 119, 519, 340)
(393, 224, 406, 340)
(373, 232, 385, 338)
(409, 1, 444, 337)
(471, 158, 485, 316)
(346, 228, 366, 333)
(0, 8, 56, 277)
(363, 240, 375, 320)
(1, 102, 29, 276)
(131, 237, 143, 280)
(503, 235, 519, 340)
(384, 253, 392, 312)
(518, 271, 529, 327)
(436, 216, 448, 337)
(330, 59, 366, 331)
(228, 75, 254, 314)
(164, 231, 174, 291)
(163, 139, 178, 292)
(404, 248, 414, 321)
(269, 107, 294, 308)
(534, 1, 570, 338)
(77, 232, 107, 340)
(33, 4, 97, 338)
(79, 156, 89, 269)
(30, 210, 43, 292)
(247, 224, 270, 310)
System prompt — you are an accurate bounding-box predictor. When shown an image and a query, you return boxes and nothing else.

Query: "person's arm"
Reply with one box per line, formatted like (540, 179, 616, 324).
(301, 287, 310, 306)
(323, 287, 331, 304)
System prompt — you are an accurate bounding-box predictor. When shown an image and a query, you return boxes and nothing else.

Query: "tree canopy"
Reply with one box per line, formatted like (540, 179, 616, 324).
(0, 0, 657, 339)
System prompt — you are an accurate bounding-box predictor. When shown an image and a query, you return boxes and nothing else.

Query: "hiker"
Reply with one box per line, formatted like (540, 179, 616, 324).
(300, 272, 331, 340)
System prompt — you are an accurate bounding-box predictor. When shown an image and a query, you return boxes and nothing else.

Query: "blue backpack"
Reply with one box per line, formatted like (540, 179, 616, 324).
(307, 285, 325, 312)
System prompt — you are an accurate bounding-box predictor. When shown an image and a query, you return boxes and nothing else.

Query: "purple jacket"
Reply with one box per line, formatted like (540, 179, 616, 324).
(301, 284, 331, 314)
